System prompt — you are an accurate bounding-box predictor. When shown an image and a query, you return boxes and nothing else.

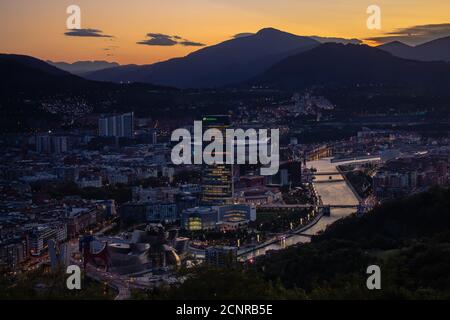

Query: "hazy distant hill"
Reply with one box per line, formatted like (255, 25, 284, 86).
(248, 43, 450, 90)
(378, 36, 450, 62)
(0, 54, 170, 95)
(0, 53, 176, 133)
(84, 28, 320, 88)
(47, 60, 120, 75)
(377, 41, 416, 59)
(0, 53, 91, 93)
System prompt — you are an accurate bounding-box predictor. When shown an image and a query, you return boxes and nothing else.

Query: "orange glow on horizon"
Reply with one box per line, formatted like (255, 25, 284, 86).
(1, 0, 450, 65)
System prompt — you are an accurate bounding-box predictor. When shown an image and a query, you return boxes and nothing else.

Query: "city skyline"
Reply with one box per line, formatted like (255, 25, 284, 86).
(1, 0, 450, 303)
(2, 0, 450, 64)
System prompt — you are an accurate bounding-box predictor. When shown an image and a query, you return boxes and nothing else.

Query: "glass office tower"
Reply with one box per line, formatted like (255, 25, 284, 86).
(201, 115, 234, 206)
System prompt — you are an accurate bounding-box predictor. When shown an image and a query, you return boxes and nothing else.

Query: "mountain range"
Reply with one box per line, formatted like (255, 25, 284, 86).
(0, 54, 166, 95)
(2, 33, 450, 133)
(377, 36, 450, 62)
(2, 28, 450, 94)
(81, 28, 450, 88)
(84, 28, 320, 88)
(47, 60, 120, 75)
(248, 42, 450, 90)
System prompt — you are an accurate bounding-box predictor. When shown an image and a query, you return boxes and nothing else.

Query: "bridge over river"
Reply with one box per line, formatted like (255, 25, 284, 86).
(237, 156, 380, 261)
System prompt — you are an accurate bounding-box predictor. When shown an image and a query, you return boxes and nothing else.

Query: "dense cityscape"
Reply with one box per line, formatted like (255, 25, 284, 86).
(1, 1, 450, 309)
(2, 95, 450, 299)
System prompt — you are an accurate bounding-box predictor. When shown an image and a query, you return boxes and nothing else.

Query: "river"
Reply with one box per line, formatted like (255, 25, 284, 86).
(239, 157, 375, 260)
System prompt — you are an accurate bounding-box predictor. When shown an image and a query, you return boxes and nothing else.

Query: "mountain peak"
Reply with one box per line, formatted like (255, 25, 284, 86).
(256, 27, 282, 35)
(380, 41, 411, 48)
(255, 27, 299, 38)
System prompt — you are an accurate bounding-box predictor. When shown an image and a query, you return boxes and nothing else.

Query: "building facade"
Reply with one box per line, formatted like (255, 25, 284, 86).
(201, 115, 234, 206)
(98, 112, 134, 138)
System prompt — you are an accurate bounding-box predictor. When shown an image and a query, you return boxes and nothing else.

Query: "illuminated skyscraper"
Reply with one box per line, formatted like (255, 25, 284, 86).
(201, 115, 234, 206)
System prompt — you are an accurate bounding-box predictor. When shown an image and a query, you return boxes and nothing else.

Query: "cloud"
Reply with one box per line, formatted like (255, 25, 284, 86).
(137, 33, 205, 47)
(138, 33, 178, 46)
(366, 23, 450, 45)
(179, 41, 205, 47)
(64, 28, 113, 38)
(232, 32, 255, 39)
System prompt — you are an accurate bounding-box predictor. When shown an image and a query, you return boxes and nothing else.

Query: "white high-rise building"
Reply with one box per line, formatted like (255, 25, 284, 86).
(36, 135, 68, 154)
(98, 112, 134, 138)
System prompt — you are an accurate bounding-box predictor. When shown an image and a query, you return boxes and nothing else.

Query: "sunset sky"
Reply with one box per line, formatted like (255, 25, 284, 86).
(1, 0, 450, 65)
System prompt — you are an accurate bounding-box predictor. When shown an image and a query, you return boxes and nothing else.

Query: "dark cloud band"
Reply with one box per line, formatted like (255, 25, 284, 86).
(65, 28, 113, 38)
(179, 41, 205, 47)
(366, 23, 450, 45)
(137, 33, 205, 47)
